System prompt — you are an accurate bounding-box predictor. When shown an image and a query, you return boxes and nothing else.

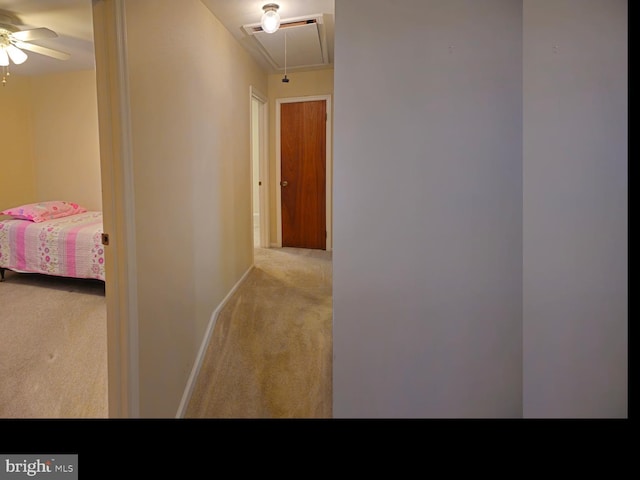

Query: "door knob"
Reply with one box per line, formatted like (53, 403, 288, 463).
(281, 180, 288, 187)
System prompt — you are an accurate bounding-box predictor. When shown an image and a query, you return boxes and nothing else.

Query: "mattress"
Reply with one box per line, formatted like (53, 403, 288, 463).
(0, 211, 105, 281)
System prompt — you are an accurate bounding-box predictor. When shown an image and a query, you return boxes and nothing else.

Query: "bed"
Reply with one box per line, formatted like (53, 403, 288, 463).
(0, 201, 105, 282)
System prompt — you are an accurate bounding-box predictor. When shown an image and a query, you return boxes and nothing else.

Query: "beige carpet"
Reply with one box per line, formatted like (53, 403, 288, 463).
(185, 247, 333, 418)
(0, 270, 108, 418)
(0, 247, 331, 419)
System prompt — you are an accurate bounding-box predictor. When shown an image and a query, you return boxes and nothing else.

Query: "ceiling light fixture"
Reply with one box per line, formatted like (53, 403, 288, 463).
(261, 3, 281, 34)
(1, 28, 29, 86)
(0, 16, 71, 87)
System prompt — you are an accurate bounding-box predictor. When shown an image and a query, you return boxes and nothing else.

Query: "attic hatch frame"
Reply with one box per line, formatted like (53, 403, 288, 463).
(242, 13, 329, 72)
(243, 14, 323, 34)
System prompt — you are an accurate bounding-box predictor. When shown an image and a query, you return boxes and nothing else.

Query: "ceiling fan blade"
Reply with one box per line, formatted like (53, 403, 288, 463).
(11, 27, 58, 42)
(14, 41, 70, 61)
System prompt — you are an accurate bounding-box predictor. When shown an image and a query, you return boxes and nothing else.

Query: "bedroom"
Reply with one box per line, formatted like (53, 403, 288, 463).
(0, 1, 105, 417)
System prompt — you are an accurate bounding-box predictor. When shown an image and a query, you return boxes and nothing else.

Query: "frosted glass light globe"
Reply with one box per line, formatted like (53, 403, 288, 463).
(261, 5, 280, 34)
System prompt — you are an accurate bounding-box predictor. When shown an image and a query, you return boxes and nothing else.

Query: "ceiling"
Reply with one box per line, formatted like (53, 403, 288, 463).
(0, 0, 334, 78)
(201, 0, 335, 74)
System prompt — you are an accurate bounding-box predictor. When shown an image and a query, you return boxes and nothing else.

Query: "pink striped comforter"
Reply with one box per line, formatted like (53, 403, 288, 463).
(0, 211, 105, 281)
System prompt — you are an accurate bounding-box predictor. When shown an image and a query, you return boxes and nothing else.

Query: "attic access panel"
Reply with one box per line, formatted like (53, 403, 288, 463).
(242, 14, 329, 71)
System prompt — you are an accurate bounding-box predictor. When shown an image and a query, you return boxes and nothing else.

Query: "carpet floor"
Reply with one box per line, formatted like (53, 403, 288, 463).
(185, 247, 333, 418)
(0, 270, 107, 418)
(0, 246, 332, 419)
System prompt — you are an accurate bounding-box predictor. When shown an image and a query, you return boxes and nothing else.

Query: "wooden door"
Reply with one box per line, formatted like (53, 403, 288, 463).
(281, 100, 326, 250)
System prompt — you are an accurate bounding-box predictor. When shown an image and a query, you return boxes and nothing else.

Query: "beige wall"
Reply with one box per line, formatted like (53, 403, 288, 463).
(523, 0, 627, 417)
(334, 0, 523, 417)
(0, 70, 101, 217)
(267, 69, 334, 243)
(0, 76, 36, 216)
(123, 0, 267, 417)
(30, 70, 102, 211)
(334, 0, 626, 418)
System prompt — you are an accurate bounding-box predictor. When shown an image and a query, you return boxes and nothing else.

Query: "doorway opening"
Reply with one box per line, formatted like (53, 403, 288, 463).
(251, 86, 269, 249)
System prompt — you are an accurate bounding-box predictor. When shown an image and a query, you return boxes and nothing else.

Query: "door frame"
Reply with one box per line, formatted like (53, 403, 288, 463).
(92, 0, 139, 417)
(275, 94, 332, 251)
(250, 86, 269, 249)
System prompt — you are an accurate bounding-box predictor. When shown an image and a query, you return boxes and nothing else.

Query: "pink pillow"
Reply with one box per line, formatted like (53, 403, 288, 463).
(1, 201, 88, 223)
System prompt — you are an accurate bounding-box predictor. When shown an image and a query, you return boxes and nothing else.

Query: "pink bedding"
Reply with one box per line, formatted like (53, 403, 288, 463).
(0, 211, 105, 281)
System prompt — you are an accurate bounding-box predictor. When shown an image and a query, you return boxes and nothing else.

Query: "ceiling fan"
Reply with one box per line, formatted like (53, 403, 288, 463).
(0, 14, 70, 85)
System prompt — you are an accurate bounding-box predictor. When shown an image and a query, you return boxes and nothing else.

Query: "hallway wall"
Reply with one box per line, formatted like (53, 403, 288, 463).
(333, 0, 524, 417)
(333, 0, 627, 418)
(121, 0, 267, 417)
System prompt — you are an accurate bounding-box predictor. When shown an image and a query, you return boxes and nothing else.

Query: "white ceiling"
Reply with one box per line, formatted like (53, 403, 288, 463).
(201, 0, 335, 74)
(0, 0, 334, 78)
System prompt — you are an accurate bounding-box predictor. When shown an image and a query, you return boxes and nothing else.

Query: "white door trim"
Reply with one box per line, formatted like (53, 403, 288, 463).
(92, 0, 139, 418)
(250, 86, 269, 249)
(275, 94, 332, 250)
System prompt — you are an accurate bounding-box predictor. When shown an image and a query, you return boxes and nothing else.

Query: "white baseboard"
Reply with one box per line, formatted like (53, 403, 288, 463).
(175, 264, 254, 418)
